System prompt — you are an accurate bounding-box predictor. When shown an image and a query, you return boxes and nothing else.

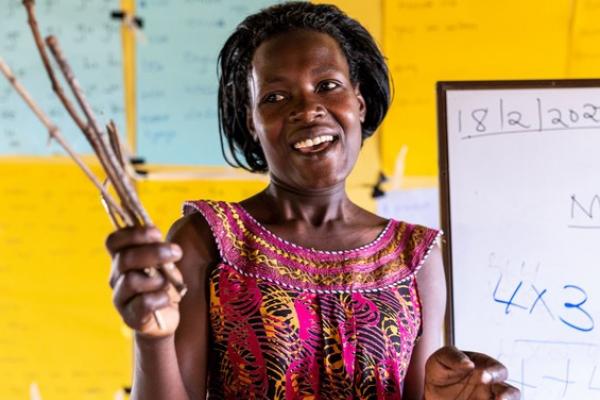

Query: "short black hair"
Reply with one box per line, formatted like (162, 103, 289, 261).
(217, 1, 391, 173)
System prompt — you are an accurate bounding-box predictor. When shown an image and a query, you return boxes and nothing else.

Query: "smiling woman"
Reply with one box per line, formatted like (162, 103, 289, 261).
(105, 2, 520, 400)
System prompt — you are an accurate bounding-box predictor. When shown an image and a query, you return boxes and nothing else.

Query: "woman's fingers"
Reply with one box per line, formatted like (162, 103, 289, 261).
(117, 286, 172, 330)
(113, 270, 166, 306)
(464, 351, 509, 384)
(492, 382, 520, 400)
(116, 242, 182, 274)
(426, 346, 475, 385)
(105, 226, 184, 336)
(425, 346, 520, 400)
(105, 225, 163, 255)
(108, 242, 182, 288)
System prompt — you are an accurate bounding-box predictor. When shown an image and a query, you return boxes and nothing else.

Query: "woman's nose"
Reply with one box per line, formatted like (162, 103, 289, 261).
(288, 95, 326, 123)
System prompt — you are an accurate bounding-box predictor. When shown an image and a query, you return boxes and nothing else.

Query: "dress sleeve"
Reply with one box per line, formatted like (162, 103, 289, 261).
(405, 223, 443, 275)
(182, 199, 230, 264)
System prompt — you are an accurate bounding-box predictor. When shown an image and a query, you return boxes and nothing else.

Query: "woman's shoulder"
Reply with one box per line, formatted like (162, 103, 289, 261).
(167, 210, 220, 274)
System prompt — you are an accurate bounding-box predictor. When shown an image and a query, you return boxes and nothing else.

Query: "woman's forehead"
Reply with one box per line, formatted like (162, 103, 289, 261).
(251, 30, 350, 80)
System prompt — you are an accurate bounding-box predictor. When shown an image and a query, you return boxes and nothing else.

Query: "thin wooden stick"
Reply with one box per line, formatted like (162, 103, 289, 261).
(107, 121, 127, 169)
(45, 39, 187, 292)
(101, 182, 122, 228)
(22, 0, 94, 149)
(107, 120, 139, 181)
(0, 56, 130, 225)
(3, 42, 168, 329)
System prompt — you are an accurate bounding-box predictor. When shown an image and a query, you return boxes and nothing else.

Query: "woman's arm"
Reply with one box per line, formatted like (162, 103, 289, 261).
(402, 243, 520, 399)
(170, 212, 218, 399)
(403, 244, 447, 400)
(107, 212, 217, 400)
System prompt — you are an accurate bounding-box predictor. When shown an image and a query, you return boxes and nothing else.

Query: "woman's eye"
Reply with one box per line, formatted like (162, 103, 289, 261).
(263, 93, 285, 103)
(319, 81, 340, 91)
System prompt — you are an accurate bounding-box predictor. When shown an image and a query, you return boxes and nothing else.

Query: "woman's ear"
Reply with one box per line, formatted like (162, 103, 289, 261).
(354, 83, 367, 123)
(246, 108, 258, 142)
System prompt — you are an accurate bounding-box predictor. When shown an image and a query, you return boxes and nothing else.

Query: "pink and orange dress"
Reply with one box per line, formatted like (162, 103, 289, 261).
(184, 200, 441, 400)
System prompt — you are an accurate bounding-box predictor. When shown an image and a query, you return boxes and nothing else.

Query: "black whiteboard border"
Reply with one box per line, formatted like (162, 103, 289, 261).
(436, 78, 600, 346)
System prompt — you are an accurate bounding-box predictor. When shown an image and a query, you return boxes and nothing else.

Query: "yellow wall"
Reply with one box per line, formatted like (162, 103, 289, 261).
(0, 157, 130, 399)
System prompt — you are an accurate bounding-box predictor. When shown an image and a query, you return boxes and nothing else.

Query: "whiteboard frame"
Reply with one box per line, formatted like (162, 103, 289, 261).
(436, 78, 600, 345)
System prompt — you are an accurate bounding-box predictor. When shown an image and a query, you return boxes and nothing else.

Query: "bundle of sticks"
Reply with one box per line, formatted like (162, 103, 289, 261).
(0, 0, 187, 328)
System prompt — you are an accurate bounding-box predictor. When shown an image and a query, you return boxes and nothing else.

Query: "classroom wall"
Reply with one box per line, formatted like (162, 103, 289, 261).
(1, 1, 600, 399)
(0, 157, 131, 399)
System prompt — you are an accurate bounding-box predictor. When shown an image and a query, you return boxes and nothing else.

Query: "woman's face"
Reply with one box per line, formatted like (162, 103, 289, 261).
(247, 29, 366, 191)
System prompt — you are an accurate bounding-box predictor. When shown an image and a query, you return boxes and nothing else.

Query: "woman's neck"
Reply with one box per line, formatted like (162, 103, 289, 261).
(260, 177, 355, 227)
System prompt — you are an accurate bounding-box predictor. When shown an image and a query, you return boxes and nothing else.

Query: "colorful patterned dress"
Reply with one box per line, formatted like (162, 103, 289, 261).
(183, 200, 441, 400)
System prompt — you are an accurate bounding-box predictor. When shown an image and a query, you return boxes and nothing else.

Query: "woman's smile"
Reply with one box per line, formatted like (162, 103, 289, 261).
(292, 134, 337, 153)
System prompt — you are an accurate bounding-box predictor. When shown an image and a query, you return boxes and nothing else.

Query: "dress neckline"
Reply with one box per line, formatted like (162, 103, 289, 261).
(232, 202, 394, 255)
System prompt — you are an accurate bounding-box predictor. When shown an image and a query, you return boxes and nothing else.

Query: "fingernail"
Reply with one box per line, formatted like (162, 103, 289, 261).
(481, 371, 492, 384)
(460, 358, 474, 368)
(148, 229, 162, 240)
(164, 262, 176, 270)
(170, 244, 182, 258)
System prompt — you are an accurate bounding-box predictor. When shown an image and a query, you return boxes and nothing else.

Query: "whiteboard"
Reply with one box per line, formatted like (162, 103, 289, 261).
(135, 0, 289, 166)
(0, 0, 125, 156)
(438, 80, 600, 399)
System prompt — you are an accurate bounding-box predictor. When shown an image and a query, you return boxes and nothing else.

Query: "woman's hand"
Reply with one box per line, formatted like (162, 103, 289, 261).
(106, 226, 184, 338)
(424, 346, 520, 400)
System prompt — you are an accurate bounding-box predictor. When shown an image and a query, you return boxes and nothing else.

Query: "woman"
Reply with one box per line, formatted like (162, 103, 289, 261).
(106, 3, 519, 399)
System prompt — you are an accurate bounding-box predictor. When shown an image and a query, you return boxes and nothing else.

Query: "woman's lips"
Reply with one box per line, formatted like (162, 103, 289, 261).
(292, 136, 339, 154)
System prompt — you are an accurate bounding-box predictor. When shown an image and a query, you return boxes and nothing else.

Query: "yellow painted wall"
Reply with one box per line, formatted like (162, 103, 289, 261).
(0, 158, 130, 399)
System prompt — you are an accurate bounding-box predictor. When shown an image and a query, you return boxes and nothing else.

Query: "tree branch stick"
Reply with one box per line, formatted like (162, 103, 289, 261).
(107, 121, 127, 169)
(22, 0, 93, 147)
(22, 0, 138, 225)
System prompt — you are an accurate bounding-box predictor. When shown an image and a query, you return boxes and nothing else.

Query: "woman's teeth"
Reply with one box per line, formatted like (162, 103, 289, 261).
(293, 135, 334, 149)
